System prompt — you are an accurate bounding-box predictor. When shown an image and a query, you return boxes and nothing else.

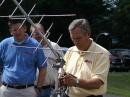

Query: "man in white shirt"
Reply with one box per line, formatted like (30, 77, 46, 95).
(30, 23, 64, 97)
(60, 18, 110, 97)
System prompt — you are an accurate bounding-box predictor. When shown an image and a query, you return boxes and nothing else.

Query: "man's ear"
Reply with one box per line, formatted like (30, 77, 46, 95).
(10, 33, 13, 35)
(23, 26, 27, 32)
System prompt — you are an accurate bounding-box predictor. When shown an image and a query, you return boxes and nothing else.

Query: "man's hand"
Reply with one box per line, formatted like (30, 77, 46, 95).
(35, 86, 42, 95)
(59, 73, 77, 87)
(0, 83, 2, 87)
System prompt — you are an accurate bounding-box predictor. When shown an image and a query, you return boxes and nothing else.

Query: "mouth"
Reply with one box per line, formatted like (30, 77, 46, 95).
(13, 33, 21, 37)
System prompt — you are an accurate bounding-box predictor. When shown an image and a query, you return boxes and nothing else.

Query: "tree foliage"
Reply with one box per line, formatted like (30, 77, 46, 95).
(0, 0, 110, 46)
(111, 0, 130, 45)
(35, 0, 110, 44)
(1, 0, 126, 47)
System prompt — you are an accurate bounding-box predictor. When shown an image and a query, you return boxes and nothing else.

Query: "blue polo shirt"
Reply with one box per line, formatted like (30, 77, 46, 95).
(0, 36, 47, 85)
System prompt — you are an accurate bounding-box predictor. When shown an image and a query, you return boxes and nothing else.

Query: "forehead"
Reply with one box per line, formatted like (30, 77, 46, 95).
(70, 27, 83, 36)
(31, 25, 43, 31)
(9, 23, 23, 28)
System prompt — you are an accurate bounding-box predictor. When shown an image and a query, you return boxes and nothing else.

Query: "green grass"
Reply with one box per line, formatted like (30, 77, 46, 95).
(107, 72, 130, 97)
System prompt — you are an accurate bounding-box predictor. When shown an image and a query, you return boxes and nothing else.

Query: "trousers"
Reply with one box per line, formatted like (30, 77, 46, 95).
(0, 85, 37, 97)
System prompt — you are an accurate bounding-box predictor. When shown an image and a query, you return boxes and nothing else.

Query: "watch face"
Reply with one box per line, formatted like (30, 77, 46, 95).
(76, 78, 79, 84)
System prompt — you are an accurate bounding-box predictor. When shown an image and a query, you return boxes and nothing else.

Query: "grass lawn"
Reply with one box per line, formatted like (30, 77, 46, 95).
(107, 72, 130, 97)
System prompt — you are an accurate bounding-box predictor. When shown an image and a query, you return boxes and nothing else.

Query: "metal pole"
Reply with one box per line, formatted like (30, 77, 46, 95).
(0, 0, 5, 7)
(0, 14, 76, 18)
(10, 0, 23, 16)
(12, 0, 61, 59)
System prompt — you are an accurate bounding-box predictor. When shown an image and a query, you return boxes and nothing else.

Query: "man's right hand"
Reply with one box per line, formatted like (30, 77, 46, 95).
(59, 73, 77, 87)
(35, 86, 42, 95)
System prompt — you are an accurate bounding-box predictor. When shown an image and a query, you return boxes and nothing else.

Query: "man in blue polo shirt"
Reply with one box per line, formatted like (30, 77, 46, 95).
(0, 19, 47, 97)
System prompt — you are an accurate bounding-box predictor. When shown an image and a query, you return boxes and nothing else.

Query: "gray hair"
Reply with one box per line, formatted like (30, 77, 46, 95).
(30, 23, 45, 33)
(68, 18, 91, 34)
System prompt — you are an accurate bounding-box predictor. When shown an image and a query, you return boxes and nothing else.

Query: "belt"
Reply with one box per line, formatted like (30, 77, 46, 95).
(41, 85, 55, 89)
(2, 82, 34, 89)
(66, 95, 103, 97)
(87, 95, 103, 97)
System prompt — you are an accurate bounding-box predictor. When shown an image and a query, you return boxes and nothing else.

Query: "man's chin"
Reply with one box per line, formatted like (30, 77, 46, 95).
(76, 45, 81, 50)
(76, 46, 85, 51)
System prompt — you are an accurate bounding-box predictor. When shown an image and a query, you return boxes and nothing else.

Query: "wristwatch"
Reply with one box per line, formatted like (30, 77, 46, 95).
(75, 78, 80, 87)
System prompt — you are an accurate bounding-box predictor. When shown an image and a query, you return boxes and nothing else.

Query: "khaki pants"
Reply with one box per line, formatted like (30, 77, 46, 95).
(0, 85, 37, 97)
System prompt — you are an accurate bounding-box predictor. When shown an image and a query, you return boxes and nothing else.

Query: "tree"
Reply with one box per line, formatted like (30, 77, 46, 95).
(111, 0, 130, 46)
(35, 0, 110, 46)
(0, 0, 111, 47)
